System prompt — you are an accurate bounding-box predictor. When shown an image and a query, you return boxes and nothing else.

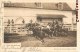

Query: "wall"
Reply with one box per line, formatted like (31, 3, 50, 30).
(4, 7, 73, 24)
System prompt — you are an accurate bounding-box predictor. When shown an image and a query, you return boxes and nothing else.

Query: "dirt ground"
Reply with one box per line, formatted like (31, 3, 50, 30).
(21, 35, 76, 47)
(4, 31, 77, 47)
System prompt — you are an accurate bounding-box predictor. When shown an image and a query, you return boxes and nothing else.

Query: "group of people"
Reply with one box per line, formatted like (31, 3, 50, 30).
(26, 20, 68, 42)
(42, 20, 63, 37)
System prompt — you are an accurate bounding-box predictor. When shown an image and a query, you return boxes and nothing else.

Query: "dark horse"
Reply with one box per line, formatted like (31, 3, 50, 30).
(28, 26, 45, 43)
(41, 26, 53, 37)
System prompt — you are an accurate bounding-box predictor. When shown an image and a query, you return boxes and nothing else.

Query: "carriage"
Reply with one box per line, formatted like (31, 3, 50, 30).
(26, 20, 68, 38)
(25, 21, 69, 42)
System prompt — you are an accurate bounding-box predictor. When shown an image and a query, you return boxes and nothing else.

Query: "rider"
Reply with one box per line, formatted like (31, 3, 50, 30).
(47, 23, 51, 31)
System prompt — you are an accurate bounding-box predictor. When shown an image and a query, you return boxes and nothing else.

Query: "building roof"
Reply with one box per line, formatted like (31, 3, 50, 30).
(4, 2, 73, 11)
(37, 14, 66, 18)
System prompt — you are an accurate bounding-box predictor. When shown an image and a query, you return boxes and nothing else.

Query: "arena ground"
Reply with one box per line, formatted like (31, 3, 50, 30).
(4, 31, 77, 47)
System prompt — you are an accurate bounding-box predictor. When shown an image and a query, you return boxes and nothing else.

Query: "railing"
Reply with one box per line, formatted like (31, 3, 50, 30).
(4, 23, 77, 35)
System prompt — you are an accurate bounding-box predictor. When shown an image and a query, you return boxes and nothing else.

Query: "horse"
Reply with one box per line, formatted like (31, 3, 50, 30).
(28, 26, 45, 43)
(41, 26, 53, 37)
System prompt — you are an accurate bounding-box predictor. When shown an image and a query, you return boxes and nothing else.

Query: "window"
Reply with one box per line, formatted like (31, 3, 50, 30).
(35, 2, 42, 8)
(58, 2, 63, 10)
(37, 16, 42, 22)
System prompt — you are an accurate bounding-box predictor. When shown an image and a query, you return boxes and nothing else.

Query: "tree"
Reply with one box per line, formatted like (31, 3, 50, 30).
(11, 19, 14, 25)
(8, 19, 10, 26)
(22, 19, 25, 24)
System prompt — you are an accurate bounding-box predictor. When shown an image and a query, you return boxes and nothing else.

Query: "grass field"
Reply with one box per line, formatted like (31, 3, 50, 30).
(4, 31, 77, 47)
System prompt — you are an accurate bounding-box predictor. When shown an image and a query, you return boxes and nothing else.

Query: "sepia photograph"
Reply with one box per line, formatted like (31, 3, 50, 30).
(4, 2, 77, 47)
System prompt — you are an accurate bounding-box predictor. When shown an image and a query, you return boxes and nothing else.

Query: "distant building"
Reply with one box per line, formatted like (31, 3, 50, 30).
(4, 2, 76, 33)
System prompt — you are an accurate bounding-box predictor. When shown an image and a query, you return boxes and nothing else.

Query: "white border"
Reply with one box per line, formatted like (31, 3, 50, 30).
(1, 0, 78, 52)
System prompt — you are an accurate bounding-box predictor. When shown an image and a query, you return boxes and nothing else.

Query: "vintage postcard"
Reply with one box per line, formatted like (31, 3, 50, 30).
(0, 0, 80, 52)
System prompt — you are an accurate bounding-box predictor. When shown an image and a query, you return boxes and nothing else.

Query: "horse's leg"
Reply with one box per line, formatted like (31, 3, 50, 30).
(48, 33, 51, 38)
(51, 30, 54, 37)
(53, 31, 55, 36)
(39, 36, 44, 43)
(50, 32, 53, 37)
(64, 30, 68, 36)
(55, 31, 58, 37)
